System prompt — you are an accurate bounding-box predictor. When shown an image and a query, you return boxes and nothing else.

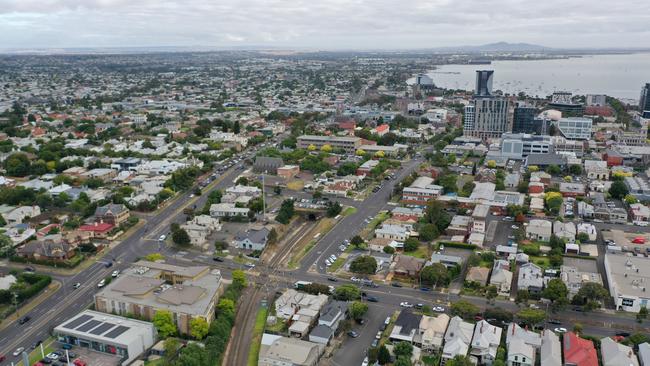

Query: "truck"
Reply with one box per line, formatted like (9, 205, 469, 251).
(293, 281, 312, 290)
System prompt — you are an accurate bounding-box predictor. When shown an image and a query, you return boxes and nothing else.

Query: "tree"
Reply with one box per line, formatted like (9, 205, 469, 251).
(451, 300, 479, 319)
(638, 306, 648, 322)
(320, 144, 333, 153)
(153, 310, 177, 338)
(276, 199, 295, 224)
(377, 344, 391, 365)
(3, 153, 31, 177)
(543, 278, 569, 303)
(573, 323, 583, 334)
(333, 284, 361, 301)
(383, 246, 395, 254)
(394, 356, 412, 366)
(403, 237, 419, 252)
(190, 317, 209, 340)
(572, 282, 608, 308)
(446, 355, 474, 366)
(394, 341, 413, 359)
(576, 232, 590, 242)
(350, 255, 377, 274)
(217, 298, 236, 316)
(569, 165, 582, 176)
(172, 227, 191, 246)
(484, 308, 514, 323)
(517, 308, 546, 326)
(307, 144, 316, 151)
(233, 121, 241, 134)
(326, 201, 342, 217)
(349, 301, 369, 320)
(418, 224, 439, 242)
(337, 162, 358, 176)
(545, 165, 562, 176)
(625, 194, 638, 205)
(609, 180, 629, 199)
(232, 269, 247, 289)
(515, 289, 530, 304)
(420, 263, 449, 287)
(351, 235, 364, 247)
(163, 337, 180, 364)
(486, 285, 498, 302)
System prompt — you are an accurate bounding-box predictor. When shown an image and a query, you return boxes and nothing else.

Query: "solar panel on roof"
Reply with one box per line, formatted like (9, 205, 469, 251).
(90, 322, 115, 335)
(77, 319, 101, 332)
(62, 315, 92, 329)
(104, 325, 129, 339)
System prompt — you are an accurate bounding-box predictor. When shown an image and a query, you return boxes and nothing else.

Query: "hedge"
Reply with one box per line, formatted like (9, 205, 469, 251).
(438, 241, 478, 250)
(11, 253, 85, 268)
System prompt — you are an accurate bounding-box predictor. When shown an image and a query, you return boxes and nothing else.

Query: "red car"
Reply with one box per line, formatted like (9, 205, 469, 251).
(73, 359, 87, 366)
(632, 237, 646, 244)
(0, 354, 6, 362)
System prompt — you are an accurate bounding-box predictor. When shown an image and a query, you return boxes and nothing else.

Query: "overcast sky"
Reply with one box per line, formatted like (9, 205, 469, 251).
(1, 0, 649, 50)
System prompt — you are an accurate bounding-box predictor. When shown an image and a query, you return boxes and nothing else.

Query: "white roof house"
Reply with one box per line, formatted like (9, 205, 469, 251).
(601, 337, 639, 366)
(638, 343, 650, 366)
(416, 314, 450, 352)
(505, 322, 541, 349)
(553, 221, 576, 242)
(442, 316, 474, 362)
(507, 338, 535, 366)
(518, 263, 545, 294)
(604, 253, 650, 313)
(540, 330, 562, 366)
(470, 320, 503, 365)
(526, 220, 552, 241)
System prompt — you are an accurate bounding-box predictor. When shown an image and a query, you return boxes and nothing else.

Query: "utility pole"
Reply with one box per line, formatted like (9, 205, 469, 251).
(262, 171, 267, 221)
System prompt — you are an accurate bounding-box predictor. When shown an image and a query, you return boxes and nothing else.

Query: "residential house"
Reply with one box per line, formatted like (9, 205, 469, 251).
(356, 159, 379, 176)
(518, 263, 544, 295)
(560, 182, 586, 197)
(526, 220, 552, 242)
(180, 215, 222, 249)
(490, 260, 513, 296)
(563, 332, 599, 366)
(470, 320, 503, 366)
(225, 185, 262, 198)
(577, 223, 597, 241)
(472, 205, 490, 234)
(561, 265, 603, 297)
(507, 338, 535, 366)
(446, 215, 471, 236)
(415, 314, 450, 352)
(466, 267, 490, 286)
(430, 253, 463, 269)
(391, 207, 424, 222)
(209, 203, 250, 218)
(540, 330, 562, 366)
(317, 301, 347, 333)
(17, 235, 77, 261)
(505, 323, 541, 350)
(638, 343, 650, 366)
(630, 203, 650, 223)
(553, 221, 576, 242)
(601, 337, 639, 366)
(2, 206, 41, 225)
(442, 316, 474, 365)
(78, 222, 114, 238)
(309, 324, 334, 345)
(389, 310, 422, 343)
(375, 224, 409, 242)
(505, 173, 521, 189)
(393, 255, 425, 278)
(233, 227, 270, 251)
(94, 204, 130, 226)
(0, 274, 17, 290)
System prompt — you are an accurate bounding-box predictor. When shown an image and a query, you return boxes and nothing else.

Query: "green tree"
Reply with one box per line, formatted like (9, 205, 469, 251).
(190, 317, 209, 340)
(276, 199, 295, 224)
(515, 289, 530, 304)
(163, 337, 180, 364)
(609, 180, 629, 199)
(403, 237, 419, 252)
(573, 323, 583, 333)
(394, 341, 413, 358)
(486, 285, 498, 302)
(333, 284, 361, 301)
(350, 255, 378, 274)
(3, 153, 31, 177)
(543, 278, 569, 303)
(349, 301, 369, 320)
(232, 269, 247, 289)
(446, 355, 474, 366)
(517, 308, 546, 326)
(545, 165, 562, 176)
(377, 344, 391, 365)
(420, 263, 450, 287)
(451, 300, 479, 319)
(172, 227, 191, 246)
(394, 356, 412, 366)
(484, 308, 513, 323)
(217, 298, 236, 315)
(637, 307, 648, 322)
(326, 201, 342, 217)
(153, 310, 177, 338)
(418, 223, 439, 242)
(569, 165, 582, 176)
(351, 235, 364, 247)
(337, 162, 359, 176)
(572, 282, 608, 309)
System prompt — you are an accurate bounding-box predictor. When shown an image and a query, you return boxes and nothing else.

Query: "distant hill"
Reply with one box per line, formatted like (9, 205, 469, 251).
(429, 42, 552, 53)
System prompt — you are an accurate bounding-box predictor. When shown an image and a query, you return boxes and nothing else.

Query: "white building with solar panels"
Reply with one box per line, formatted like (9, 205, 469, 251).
(54, 310, 157, 365)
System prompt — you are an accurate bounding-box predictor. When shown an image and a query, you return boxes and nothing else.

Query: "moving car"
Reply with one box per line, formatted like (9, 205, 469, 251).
(212, 256, 224, 262)
(366, 296, 379, 302)
(361, 356, 369, 366)
(13, 347, 24, 357)
(548, 319, 561, 325)
(400, 302, 414, 308)
(158, 234, 166, 241)
(111, 270, 120, 278)
(72, 282, 81, 289)
(19, 316, 31, 325)
(347, 331, 359, 338)
(97, 279, 106, 288)
(432, 306, 445, 313)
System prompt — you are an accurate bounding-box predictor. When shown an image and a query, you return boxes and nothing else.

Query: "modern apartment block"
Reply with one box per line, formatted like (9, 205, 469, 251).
(94, 261, 222, 335)
(464, 71, 511, 140)
(555, 117, 593, 140)
(297, 135, 362, 153)
(512, 104, 537, 134)
(500, 133, 553, 159)
(641, 83, 650, 118)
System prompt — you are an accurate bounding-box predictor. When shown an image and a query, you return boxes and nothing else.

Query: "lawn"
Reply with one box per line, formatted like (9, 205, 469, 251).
(144, 358, 166, 366)
(247, 307, 269, 366)
(286, 180, 304, 190)
(327, 255, 347, 273)
(403, 245, 430, 259)
(342, 206, 357, 217)
(530, 256, 550, 269)
(360, 211, 389, 239)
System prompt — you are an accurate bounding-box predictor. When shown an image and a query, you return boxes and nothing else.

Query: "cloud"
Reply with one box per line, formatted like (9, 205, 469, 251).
(0, 0, 648, 49)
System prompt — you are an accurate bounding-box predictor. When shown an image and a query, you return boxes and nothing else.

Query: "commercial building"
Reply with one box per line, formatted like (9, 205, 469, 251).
(586, 94, 607, 107)
(512, 104, 537, 134)
(401, 176, 443, 205)
(641, 83, 650, 118)
(475, 70, 494, 97)
(54, 310, 157, 365)
(555, 117, 593, 140)
(500, 133, 553, 159)
(94, 261, 222, 335)
(297, 135, 361, 153)
(604, 253, 650, 313)
(259, 334, 324, 366)
(549, 92, 585, 116)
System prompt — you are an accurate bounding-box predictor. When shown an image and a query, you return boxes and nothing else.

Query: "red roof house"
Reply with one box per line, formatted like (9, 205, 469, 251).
(78, 222, 114, 238)
(563, 332, 598, 366)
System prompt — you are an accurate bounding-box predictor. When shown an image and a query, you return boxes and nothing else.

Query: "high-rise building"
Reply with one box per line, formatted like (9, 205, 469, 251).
(475, 70, 494, 97)
(464, 71, 510, 140)
(640, 83, 650, 118)
(555, 117, 593, 140)
(512, 104, 537, 134)
(549, 91, 584, 116)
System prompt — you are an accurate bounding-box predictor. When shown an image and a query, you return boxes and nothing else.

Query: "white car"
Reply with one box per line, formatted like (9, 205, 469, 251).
(329, 255, 337, 261)
(13, 347, 25, 356)
(97, 279, 106, 288)
(325, 259, 332, 266)
(46, 352, 60, 360)
(351, 277, 361, 282)
(361, 357, 369, 366)
(554, 327, 567, 333)
(158, 234, 166, 241)
(511, 225, 519, 229)
(400, 302, 414, 308)
(111, 270, 120, 278)
(432, 306, 445, 313)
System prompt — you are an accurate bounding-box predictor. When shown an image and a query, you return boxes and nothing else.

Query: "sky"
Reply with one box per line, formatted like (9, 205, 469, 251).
(1, 0, 649, 50)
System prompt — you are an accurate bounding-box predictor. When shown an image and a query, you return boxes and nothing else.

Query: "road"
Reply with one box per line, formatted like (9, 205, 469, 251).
(0, 159, 249, 364)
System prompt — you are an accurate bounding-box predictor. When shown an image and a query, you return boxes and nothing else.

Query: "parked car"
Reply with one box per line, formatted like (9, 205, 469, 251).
(548, 319, 561, 325)
(24, 266, 35, 272)
(111, 270, 120, 278)
(73, 359, 88, 366)
(213, 256, 224, 262)
(46, 352, 59, 360)
(375, 331, 382, 339)
(97, 279, 106, 288)
(366, 296, 379, 302)
(391, 282, 402, 287)
(327, 277, 338, 282)
(616, 331, 631, 337)
(400, 302, 414, 308)
(432, 306, 445, 313)
(347, 331, 359, 338)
